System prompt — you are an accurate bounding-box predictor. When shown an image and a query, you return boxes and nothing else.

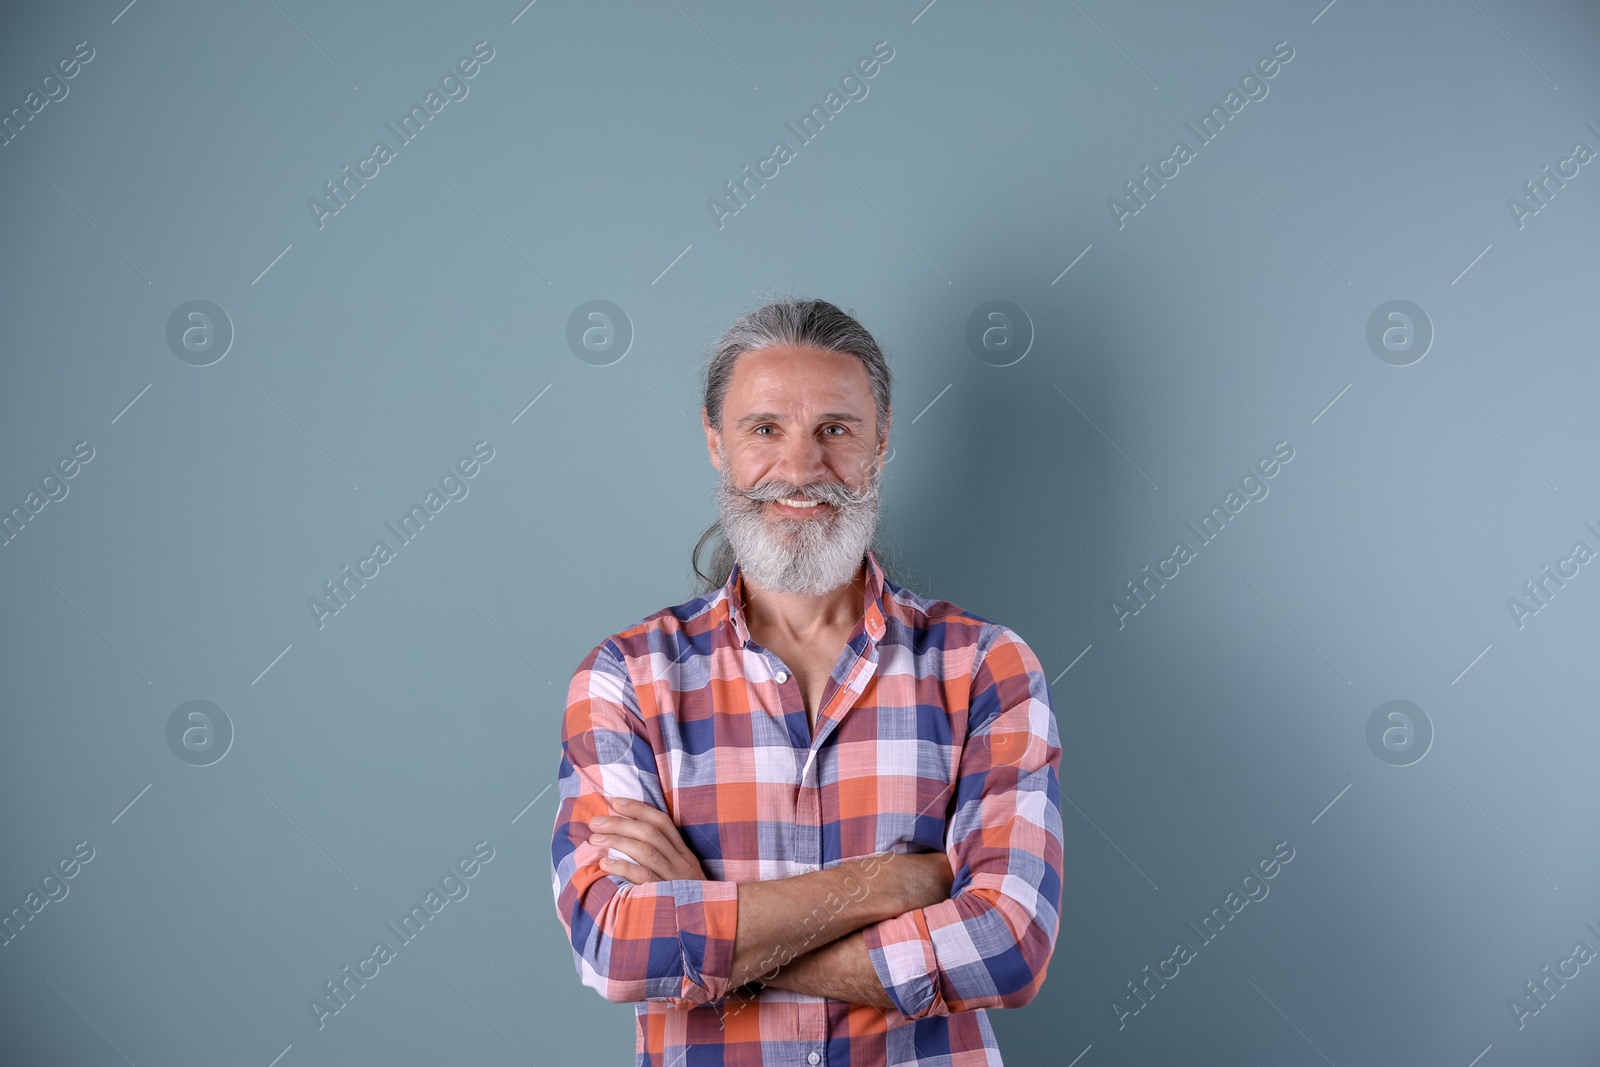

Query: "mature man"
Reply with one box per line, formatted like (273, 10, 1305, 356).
(551, 297, 1064, 1065)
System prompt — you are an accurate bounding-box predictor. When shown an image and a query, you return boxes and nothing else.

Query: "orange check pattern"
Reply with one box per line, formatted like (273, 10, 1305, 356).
(551, 549, 1063, 1066)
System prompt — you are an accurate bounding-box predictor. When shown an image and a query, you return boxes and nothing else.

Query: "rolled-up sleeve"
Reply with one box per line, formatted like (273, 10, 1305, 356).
(550, 639, 741, 1008)
(862, 625, 1064, 1019)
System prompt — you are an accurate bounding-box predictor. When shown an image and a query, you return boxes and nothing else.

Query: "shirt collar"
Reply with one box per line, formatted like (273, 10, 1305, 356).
(722, 548, 888, 648)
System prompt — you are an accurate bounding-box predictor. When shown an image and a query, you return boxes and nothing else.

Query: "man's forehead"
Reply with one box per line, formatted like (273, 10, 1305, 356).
(725, 347, 872, 408)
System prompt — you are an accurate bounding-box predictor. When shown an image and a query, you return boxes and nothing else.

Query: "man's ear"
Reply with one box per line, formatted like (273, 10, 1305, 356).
(702, 408, 723, 470)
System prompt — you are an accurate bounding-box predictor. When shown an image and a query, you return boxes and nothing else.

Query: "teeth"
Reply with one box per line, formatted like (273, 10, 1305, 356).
(777, 498, 822, 508)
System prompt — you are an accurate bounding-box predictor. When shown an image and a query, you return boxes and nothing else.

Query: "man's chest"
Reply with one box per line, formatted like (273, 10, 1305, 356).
(760, 634, 849, 725)
(637, 639, 976, 877)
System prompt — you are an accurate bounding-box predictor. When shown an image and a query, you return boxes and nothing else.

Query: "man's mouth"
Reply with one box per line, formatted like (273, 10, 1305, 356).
(770, 497, 831, 515)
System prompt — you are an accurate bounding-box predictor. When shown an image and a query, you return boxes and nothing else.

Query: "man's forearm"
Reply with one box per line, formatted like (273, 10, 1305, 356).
(728, 850, 952, 989)
(729, 853, 913, 988)
(758, 931, 897, 1010)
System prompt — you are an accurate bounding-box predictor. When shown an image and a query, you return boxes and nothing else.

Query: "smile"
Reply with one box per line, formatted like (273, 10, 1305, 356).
(771, 498, 831, 515)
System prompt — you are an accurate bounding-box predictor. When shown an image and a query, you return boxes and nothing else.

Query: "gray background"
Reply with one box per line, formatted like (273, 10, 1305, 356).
(2, 0, 1597, 1064)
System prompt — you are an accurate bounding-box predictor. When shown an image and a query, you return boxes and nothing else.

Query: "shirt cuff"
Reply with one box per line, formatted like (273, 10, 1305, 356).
(671, 877, 741, 1004)
(862, 908, 944, 1019)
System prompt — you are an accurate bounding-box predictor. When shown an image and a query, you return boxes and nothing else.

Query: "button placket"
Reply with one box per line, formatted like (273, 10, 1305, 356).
(792, 653, 826, 1055)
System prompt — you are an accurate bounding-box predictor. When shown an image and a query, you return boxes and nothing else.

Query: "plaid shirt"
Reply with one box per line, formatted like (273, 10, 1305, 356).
(551, 549, 1063, 1066)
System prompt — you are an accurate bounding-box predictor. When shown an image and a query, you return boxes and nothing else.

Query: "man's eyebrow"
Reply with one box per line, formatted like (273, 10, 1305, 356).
(734, 410, 868, 429)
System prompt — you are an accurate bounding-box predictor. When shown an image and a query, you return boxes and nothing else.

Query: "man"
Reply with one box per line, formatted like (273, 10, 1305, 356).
(551, 296, 1064, 1065)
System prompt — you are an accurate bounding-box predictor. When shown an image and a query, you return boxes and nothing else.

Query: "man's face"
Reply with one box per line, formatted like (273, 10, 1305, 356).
(703, 345, 889, 597)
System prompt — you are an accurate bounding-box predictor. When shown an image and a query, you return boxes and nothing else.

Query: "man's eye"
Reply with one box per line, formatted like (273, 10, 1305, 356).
(753, 424, 846, 435)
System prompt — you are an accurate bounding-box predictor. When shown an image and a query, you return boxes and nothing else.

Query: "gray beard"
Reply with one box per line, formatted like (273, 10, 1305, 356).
(714, 447, 882, 596)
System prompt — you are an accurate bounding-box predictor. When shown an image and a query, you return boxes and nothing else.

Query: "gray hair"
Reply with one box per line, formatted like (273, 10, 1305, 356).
(690, 295, 897, 594)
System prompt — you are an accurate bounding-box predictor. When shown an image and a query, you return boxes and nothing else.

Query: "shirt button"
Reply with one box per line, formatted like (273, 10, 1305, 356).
(775, 669, 789, 683)
(807, 1053, 821, 1065)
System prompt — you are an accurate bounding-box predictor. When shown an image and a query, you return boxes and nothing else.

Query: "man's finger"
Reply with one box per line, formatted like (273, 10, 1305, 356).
(599, 814, 691, 863)
(593, 833, 672, 878)
(594, 816, 668, 851)
(599, 855, 657, 884)
(612, 798, 681, 838)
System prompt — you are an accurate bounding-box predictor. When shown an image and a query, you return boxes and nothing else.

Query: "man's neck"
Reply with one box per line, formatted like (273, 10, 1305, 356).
(739, 559, 865, 646)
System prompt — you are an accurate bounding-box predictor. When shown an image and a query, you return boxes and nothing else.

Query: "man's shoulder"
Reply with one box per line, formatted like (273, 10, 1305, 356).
(882, 577, 1030, 658)
(581, 585, 728, 670)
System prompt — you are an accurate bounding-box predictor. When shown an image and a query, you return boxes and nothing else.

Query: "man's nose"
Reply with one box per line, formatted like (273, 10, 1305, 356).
(770, 434, 830, 488)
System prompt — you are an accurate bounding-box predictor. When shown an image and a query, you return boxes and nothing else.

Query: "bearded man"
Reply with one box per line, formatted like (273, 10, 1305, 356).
(551, 296, 1063, 1066)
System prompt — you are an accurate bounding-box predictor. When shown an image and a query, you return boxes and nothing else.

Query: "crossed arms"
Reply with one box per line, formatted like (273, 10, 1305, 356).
(584, 796, 953, 1009)
(549, 630, 1064, 1018)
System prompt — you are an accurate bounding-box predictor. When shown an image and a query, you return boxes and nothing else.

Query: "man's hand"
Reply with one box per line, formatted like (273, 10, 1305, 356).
(589, 796, 708, 883)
